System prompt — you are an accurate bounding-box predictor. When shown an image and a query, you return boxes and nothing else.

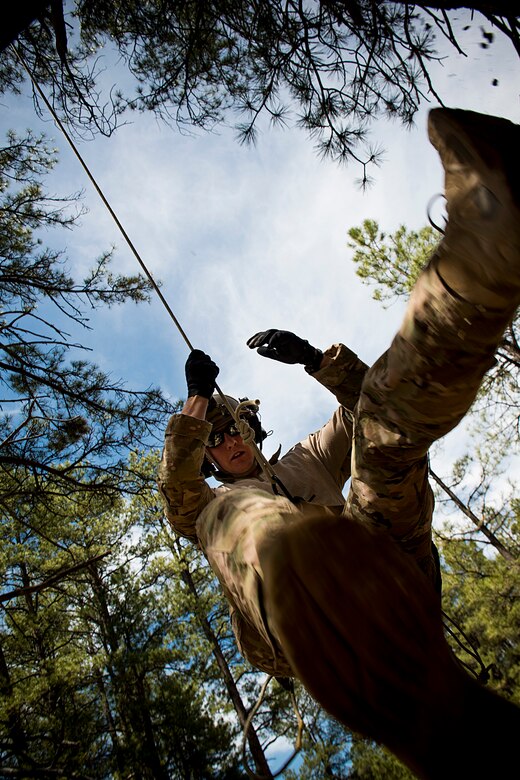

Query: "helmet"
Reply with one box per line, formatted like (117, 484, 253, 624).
(202, 394, 267, 478)
(206, 394, 267, 443)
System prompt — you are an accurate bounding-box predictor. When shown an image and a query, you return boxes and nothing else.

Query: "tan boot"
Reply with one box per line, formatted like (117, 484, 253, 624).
(428, 108, 520, 309)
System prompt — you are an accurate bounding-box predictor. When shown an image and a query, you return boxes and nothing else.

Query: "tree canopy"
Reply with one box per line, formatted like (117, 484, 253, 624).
(1, 1, 518, 180)
(0, 464, 246, 778)
(0, 128, 174, 512)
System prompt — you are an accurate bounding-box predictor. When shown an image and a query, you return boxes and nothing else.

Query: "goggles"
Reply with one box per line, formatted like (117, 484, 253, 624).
(207, 421, 241, 448)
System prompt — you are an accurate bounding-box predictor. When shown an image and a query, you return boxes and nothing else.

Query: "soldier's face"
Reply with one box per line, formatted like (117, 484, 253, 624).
(207, 432, 256, 476)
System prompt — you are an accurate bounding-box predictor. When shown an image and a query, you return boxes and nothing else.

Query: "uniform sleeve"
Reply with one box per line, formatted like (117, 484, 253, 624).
(308, 343, 368, 410)
(157, 413, 217, 542)
(297, 344, 369, 491)
(301, 406, 354, 492)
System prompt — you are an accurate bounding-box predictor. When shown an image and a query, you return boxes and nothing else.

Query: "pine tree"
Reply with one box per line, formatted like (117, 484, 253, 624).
(0, 471, 244, 777)
(0, 129, 173, 508)
(439, 527, 520, 703)
(1, 3, 517, 177)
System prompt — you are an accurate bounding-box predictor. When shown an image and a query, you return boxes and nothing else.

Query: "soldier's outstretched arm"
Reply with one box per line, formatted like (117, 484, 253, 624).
(247, 329, 368, 411)
(157, 349, 220, 541)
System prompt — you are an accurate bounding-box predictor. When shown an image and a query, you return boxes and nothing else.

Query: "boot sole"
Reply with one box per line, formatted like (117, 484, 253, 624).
(428, 108, 520, 208)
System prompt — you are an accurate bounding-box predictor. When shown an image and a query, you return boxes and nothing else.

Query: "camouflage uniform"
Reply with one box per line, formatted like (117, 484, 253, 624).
(158, 343, 368, 674)
(255, 259, 520, 777)
(158, 106, 520, 778)
(158, 256, 514, 677)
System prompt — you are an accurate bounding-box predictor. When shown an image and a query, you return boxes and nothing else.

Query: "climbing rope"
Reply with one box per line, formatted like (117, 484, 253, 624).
(13, 44, 295, 501)
(441, 609, 494, 684)
(242, 675, 304, 780)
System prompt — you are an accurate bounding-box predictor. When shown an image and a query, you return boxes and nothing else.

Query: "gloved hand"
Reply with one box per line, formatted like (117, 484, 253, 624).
(185, 349, 219, 398)
(247, 329, 323, 372)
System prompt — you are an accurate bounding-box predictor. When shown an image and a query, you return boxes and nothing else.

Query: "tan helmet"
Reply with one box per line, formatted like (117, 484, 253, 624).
(202, 394, 267, 478)
(205, 394, 256, 432)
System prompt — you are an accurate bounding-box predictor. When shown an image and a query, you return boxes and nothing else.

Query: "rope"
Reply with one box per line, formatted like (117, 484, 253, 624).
(442, 609, 493, 684)
(242, 675, 303, 780)
(12, 45, 195, 353)
(215, 394, 295, 500)
(13, 45, 294, 500)
(234, 400, 259, 444)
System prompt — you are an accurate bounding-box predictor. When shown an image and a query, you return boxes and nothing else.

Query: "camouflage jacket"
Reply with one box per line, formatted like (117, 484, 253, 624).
(157, 343, 368, 675)
(157, 344, 368, 542)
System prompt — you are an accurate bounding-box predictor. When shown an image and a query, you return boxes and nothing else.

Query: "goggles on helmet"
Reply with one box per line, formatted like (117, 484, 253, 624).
(207, 421, 242, 448)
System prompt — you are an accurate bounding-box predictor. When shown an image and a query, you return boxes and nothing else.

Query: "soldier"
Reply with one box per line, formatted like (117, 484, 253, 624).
(158, 108, 520, 778)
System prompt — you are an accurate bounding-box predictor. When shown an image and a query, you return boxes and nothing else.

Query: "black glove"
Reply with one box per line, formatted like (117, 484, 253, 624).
(185, 349, 219, 399)
(246, 329, 322, 372)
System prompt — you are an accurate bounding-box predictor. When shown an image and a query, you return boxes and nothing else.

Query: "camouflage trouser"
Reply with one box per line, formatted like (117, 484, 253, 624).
(197, 264, 513, 687)
(344, 258, 511, 585)
(197, 488, 304, 676)
(256, 261, 520, 777)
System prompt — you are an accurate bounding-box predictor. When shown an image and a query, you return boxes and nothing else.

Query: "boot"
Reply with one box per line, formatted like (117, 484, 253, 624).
(427, 108, 520, 310)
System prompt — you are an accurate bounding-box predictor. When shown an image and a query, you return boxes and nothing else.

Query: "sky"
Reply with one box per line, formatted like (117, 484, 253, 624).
(2, 16, 519, 508)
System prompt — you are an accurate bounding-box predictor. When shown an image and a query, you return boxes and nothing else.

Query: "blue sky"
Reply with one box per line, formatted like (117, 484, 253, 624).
(2, 13, 519, 500)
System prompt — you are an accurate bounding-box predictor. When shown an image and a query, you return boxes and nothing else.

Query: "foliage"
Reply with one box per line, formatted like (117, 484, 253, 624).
(346, 219, 439, 303)
(438, 530, 520, 704)
(284, 706, 355, 779)
(0, 129, 175, 512)
(283, 705, 416, 779)
(1, 2, 518, 178)
(0, 466, 244, 778)
(431, 444, 520, 560)
(474, 315, 520, 451)
(348, 736, 416, 779)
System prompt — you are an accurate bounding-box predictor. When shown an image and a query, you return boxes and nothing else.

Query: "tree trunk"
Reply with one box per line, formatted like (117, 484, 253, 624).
(429, 468, 516, 562)
(180, 563, 274, 779)
(88, 564, 169, 780)
(0, 640, 29, 764)
(0, 0, 51, 53)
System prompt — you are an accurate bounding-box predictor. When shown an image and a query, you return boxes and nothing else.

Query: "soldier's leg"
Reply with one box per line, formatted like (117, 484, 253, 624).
(196, 488, 300, 676)
(259, 509, 520, 780)
(344, 108, 520, 584)
(259, 305, 520, 775)
(344, 263, 514, 583)
(259, 109, 520, 777)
